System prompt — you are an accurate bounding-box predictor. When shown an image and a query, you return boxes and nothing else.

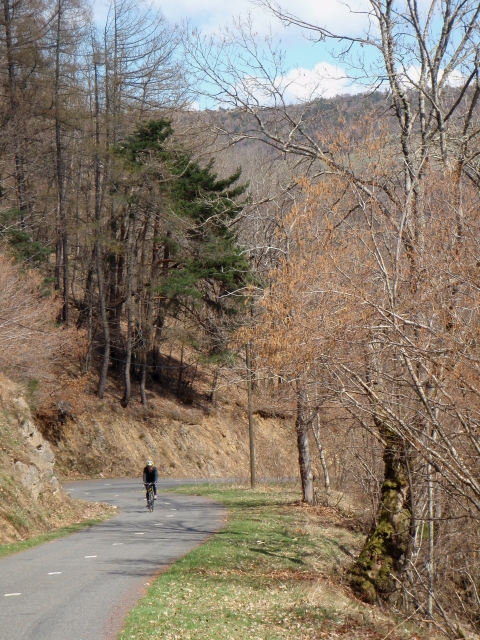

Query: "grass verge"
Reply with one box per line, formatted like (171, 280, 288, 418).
(0, 510, 116, 559)
(119, 483, 426, 640)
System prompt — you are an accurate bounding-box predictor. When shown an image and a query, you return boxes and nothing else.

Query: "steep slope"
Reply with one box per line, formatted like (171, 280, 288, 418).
(0, 375, 110, 544)
(36, 377, 299, 481)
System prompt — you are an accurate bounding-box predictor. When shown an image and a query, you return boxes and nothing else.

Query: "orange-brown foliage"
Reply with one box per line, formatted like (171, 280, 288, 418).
(0, 255, 84, 390)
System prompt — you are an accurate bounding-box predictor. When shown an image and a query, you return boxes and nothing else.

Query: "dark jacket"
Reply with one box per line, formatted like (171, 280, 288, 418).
(143, 466, 158, 483)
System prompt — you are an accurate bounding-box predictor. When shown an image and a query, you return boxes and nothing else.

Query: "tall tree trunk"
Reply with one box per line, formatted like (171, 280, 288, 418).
(296, 381, 314, 504)
(71, 223, 80, 307)
(121, 201, 137, 408)
(3, 0, 28, 228)
(83, 268, 94, 374)
(62, 216, 69, 322)
(140, 360, 147, 406)
(55, 0, 68, 323)
(55, 236, 62, 291)
(177, 343, 184, 397)
(78, 264, 94, 372)
(311, 413, 330, 495)
(96, 247, 110, 398)
(348, 423, 412, 604)
(93, 55, 110, 399)
(121, 301, 132, 407)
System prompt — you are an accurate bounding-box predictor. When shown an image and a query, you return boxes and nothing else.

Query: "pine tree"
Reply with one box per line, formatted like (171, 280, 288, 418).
(113, 119, 250, 404)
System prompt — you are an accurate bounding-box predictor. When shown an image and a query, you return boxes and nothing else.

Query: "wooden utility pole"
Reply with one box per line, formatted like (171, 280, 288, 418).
(245, 342, 256, 489)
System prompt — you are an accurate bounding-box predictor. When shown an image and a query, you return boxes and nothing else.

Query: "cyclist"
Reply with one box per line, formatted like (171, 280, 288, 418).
(143, 460, 158, 504)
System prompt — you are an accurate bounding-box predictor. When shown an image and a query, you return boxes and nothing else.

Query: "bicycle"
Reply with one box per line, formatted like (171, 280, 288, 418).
(145, 482, 155, 512)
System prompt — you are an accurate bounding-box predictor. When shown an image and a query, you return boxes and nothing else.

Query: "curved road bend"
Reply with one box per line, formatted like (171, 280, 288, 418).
(0, 478, 225, 640)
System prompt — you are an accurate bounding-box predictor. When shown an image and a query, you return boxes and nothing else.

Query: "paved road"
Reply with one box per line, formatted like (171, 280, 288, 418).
(0, 478, 225, 640)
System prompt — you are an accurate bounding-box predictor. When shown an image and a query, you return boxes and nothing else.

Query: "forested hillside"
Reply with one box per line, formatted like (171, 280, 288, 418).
(0, 0, 299, 550)
(0, 0, 479, 638)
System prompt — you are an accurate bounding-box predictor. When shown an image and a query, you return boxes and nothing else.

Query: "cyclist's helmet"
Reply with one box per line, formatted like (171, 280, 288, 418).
(147, 460, 154, 466)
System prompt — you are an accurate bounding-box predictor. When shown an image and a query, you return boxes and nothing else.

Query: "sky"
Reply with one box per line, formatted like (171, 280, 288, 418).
(89, 0, 473, 110)
(92, 0, 374, 102)
(92, 1, 464, 105)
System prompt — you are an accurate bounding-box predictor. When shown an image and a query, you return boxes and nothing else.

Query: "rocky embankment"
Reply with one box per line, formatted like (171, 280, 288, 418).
(36, 388, 298, 481)
(0, 376, 109, 543)
(0, 371, 299, 543)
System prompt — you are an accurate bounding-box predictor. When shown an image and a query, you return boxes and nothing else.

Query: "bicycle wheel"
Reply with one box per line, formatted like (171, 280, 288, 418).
(148, 488, 154, 512)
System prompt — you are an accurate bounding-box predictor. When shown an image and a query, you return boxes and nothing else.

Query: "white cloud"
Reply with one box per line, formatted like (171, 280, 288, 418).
(153, 0, 370, 41)
(188, 100, 201, 110)
(91, 0, 370, 103)
(447, 69, 466, 87)
(400, 65, 466, 89)
(93, 0, 368, 42)
(233, 61, 362, 107)
(280, 62, 361, 102)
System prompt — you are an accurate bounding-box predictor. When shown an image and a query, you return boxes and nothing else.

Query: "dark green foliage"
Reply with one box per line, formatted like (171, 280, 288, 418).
(6, 229, 52, 264)
(0, 210, 52, 265)
(108, 119, 251, 400)
(159, 237, 248, 302)
(169, 157, 245, 223)
(118, 119, 250, 304)
(115, 119, 174, 170)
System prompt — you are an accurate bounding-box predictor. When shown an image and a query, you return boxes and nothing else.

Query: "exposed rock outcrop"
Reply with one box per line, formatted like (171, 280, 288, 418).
(12, 396, 59, 497)
(0, 375, 110, 543)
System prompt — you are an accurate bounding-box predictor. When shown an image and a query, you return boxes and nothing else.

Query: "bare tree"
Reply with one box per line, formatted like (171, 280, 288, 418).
(185, 1, 480, 622)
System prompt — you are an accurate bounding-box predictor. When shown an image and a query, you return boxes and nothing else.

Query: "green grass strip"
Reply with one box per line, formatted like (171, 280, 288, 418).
(118, 483, 379, 640)
(0, 512, 115, 559)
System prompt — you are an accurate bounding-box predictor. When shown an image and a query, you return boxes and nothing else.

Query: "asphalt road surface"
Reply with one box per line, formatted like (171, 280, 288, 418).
(0, 478, 225, 640)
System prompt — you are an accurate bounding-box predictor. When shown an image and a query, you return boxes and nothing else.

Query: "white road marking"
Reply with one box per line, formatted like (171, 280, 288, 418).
(113, 543, 123, 546)
(167, 515, 174, 518)
(154, 523, 163, 526)
(171, 509, 178, 511)
(85, 492, 90, 495)
(114, 494, 119, 497)
(85, 555, 97, 558)
(163, 502, 170, 505)
(135, 533, 145, 535)
(48, 572, 62, 575)
(105, 483, 111, 485)
(4, 593, 21, 597)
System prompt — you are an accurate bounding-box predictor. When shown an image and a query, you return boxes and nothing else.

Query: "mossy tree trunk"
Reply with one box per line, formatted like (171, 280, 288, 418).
(349, 423, 412, 603)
